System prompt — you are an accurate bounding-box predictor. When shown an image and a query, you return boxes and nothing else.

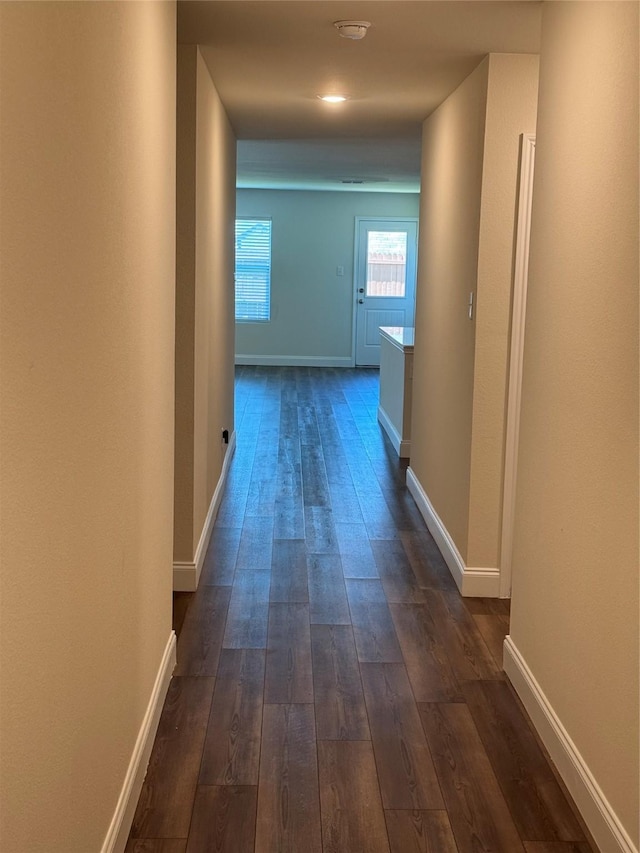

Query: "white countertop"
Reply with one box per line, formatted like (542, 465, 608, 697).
(379, 326, 415, 352)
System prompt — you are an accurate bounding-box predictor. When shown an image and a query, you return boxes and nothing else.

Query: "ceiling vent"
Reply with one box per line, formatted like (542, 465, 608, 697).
(338, 177, 389, 185)
(333, 20, 371, 40)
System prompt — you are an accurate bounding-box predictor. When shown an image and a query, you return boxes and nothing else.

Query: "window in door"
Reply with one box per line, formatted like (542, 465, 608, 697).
(235, 218, 271, 322)
(366, 231, 408, 297)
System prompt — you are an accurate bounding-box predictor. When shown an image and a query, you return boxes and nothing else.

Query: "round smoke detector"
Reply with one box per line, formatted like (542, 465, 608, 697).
(333, 20, 371, 40)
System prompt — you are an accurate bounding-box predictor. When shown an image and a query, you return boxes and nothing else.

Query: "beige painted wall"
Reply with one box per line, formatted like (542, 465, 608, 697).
(409, 58, 488, 557)
(0, 2, 176, 851)
(468, 53, 540, 567)
(174, 47, 236, 563)
(412, 55, 538, 568)
(175, 46, 198, 562)
(509, 1, 639, 844)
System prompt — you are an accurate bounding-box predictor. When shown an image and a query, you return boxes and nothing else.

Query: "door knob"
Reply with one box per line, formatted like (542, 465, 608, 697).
(358, 298, 364, 304)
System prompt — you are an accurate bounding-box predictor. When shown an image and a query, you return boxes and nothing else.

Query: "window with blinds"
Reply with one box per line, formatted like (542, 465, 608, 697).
(235, 218, 272, 322)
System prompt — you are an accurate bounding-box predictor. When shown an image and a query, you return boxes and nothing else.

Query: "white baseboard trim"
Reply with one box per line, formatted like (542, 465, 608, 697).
(173, 430, 236, 591)
(377, 405, 411, 458)
(503, 636, 638, 853)
(101, 631, 176, 853)
(235, 354, 354, 368)
(406, 466, 501, 597)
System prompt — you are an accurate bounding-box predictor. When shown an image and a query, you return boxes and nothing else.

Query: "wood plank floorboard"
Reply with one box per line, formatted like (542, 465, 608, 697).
(311, 624, 370, 740)
(372, 538, 427, 603)
(419, 701, 527, 853)
(307, 553, 351, 625)
(222, 570, 270, 649)
(327, 480, 364, 523)
(384, 810, 458, 853)
(389, 602, 463, 702)
(360, 662, 444, 810)
(135, 367, 596, 853)
(371, 456, 408, 490)
(301, 443, 331, 507)
(344, 446, 385, 498)
(244, 486, 277, 521)
(423, 588, 503, 681)
(320, 441, 354, 486)
(269, 538, 308, 602)
(186, 786, 257, 853)
(358, 493, 402, 540)
(470, 611, 510, 669)
(398, 528, 458, 591)
(463, 596, 511, 616)
(130, 676, 214, 839)
(199, 649, 265, 786)
(318, 740, 390, 853)
(462, 679, 587, 843)
(234, 516, 273, 572)
(174, 585, 231, 677)
(276, 438, 302, 484)
(304, 506, 339, 554)
(125, 841, 187, 853)
(264, 602, 313, 703)
(381, 483, 425, 526)
(331, 401, 362, 443)
(215, 488, 249, 528)
(345, 579, 404, 663)
(297, 402, 322, 445)
(273, 494, 305, 539)
(200, 526, 242, 586)
(255, 703, 322, 853)
(244, 467, 277, 519)
(335, 521, 379, 578)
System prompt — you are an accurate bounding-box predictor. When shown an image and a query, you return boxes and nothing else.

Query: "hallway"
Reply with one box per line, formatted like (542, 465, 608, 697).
(128, 366, 592, 853)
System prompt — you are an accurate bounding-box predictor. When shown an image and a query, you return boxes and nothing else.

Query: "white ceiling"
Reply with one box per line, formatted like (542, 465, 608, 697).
(178, 1, 542, 191)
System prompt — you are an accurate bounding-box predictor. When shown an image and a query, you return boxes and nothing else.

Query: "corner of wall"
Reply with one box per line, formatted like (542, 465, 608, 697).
(101, 633, 177, 853)
(174, 43, 198, 564)
(504, 636, 638, 853)
(466, 50, 540, 572)
(173, 431, 236, 591)
(406, 467, 501, 597)
(174, 43, 237, 576)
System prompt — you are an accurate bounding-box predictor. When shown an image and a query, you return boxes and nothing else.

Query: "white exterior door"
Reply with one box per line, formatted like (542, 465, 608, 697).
(354, 218, 418, 366)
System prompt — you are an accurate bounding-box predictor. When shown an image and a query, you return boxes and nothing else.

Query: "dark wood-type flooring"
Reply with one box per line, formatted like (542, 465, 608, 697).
(128, 366, 594, 853)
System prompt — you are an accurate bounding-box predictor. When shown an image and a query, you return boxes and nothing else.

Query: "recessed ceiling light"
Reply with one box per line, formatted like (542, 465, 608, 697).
(317, 94, 349, 103)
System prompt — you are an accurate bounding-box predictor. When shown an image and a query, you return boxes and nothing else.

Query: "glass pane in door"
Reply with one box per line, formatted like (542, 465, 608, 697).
(366, 231, 407, 297)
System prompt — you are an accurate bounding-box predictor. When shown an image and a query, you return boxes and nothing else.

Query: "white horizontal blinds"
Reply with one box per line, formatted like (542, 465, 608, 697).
(235, 218, 272, 321)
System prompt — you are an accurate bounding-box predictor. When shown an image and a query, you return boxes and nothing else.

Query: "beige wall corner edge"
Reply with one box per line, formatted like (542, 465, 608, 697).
(406, 467, 501, 597)
(101, 631, 177, 853)
(503, 636, 639, 853)
(377, 405, 411, 458)
(173, 430, 237, 591)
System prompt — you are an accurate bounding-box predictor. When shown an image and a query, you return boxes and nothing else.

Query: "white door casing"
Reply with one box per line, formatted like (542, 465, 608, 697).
(500, 133, 536, 598)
